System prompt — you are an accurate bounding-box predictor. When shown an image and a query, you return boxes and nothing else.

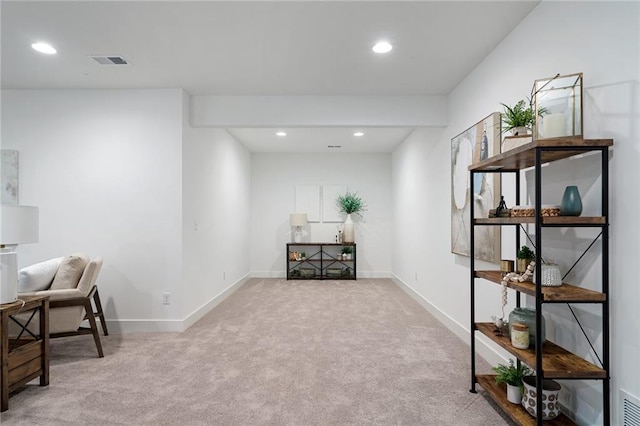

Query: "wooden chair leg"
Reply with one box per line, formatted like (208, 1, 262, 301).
(92, 288, 108, 336)
(83, 299, 104, 358)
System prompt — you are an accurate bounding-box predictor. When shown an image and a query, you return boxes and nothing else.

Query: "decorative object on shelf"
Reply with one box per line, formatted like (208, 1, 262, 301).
(341, 246, 353, 260)
(500, 260, 514, 274)
(289, 213, 308, 243)
(501, 135, 532, 153)
(451, 112, 501, 263)
(326, 268, 342, 278)
(500, 100, 535, 136)
(336, 192, 366, 243)
(0, 205, 39, 304)
(502, 261, 535, 284)
(560, 185, 583, 216)
(521, 376, 562, 420)
(492, 359, 533, 405)
(341, 267, 353, 278)
(536, 262, 562, 287)
(299, 268, 315, 278)
(509, 307, 546, 347)
(510, 323, 530, 349)
(533, 72, 583, 140)
(489, 195, 510, 218)
(516, 246, 535, 274)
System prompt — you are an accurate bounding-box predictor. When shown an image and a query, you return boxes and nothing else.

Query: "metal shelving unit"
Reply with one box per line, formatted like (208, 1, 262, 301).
(469, 138, 612, 425)
(286, 242, 356, 280)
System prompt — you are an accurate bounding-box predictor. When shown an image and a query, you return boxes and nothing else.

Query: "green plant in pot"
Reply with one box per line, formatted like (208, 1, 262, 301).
(501, 100, 547, 136)
(516, 245, 535, 274)
(493, 359, 533, 404)
(341, 246, 353, 260)
(337, 192, 367, 243)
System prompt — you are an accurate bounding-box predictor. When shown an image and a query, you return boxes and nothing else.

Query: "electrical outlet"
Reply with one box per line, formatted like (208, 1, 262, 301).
(162, 292, 171, 305)
(194, 221, 199, 231)
(415, 272, 419, 281)
(223, 271, 226, 281)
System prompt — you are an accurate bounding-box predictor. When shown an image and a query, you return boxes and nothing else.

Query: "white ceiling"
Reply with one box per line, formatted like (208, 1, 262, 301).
(1, 0, 539, 152)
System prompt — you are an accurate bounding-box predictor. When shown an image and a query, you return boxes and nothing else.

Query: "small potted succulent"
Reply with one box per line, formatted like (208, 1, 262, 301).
(517, 245, 535, 274)
(493, 359, 533, 404)
(341, 246, 353, 260)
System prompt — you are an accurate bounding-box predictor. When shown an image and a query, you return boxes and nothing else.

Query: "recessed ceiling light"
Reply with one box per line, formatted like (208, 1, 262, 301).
(31, 42, 57, 55)
(328, 145, 342, 149)
(372, 41, 392, 54)
(353, 132, 364, 137)
(276, 131, 287, 137)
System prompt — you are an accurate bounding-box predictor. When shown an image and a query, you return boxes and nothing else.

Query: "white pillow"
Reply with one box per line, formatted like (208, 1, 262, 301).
(18, 257, 64, 292)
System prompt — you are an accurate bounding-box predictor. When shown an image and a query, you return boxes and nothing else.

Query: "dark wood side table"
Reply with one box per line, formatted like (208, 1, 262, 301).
(0, 295, 50, 412)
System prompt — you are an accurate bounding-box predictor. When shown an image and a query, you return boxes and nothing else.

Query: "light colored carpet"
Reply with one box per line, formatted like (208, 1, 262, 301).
(1, 278, 511, 425)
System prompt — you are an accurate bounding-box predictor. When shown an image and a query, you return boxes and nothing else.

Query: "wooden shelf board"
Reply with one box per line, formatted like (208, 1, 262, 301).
(474, 217, 606, 226)
(476, 375, 576, 426)
(475, 323, 606, 379)
(469, 138, 613, 172)
(474, 270, 606, 302)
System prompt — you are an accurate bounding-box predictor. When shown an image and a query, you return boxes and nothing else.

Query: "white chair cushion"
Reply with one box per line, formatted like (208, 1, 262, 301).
(18, 257, 63, 292)
(50, 253, 90, 290)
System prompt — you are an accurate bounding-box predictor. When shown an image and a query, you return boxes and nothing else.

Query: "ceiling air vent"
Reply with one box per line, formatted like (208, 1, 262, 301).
(90, 55, 129, 65)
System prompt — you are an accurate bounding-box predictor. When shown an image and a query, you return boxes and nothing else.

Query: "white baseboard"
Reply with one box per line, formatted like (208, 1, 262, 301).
(105, 273, 250, 333)
(182, 273, 251, 330)
(390, 273, 507, 367)
(251, 271, 285, 278)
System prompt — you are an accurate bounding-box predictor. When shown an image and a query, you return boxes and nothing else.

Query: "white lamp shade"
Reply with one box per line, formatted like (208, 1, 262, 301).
(1, 205, 39, 245)
(289, 213, 308, 227)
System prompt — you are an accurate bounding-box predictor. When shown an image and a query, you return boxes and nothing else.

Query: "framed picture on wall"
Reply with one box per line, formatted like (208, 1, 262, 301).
(1, 150, 19, 204)
(450, 113, 501, 263)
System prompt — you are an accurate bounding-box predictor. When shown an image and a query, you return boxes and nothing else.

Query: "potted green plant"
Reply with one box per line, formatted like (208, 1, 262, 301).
(493, 359, 533, 404)
(516, 245, 535, 273)
(336, 192, 367, 243)
(341, 246, 353, 260)
(501, 100, 535, 136)
(501, 99, 549, 136)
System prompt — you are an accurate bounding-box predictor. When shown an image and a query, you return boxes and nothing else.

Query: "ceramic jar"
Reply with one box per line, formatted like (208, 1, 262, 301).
(521, 376, 562, 420)
(510, 322, 530, 349)
(509, 307, 545, 347)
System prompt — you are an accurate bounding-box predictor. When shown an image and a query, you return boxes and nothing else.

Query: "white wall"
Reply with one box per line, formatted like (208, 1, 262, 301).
(2, 89, 185, 330)
(392, 2, 639, 425)
(251, 153, 392, 278)
(182, 118, 252, 325)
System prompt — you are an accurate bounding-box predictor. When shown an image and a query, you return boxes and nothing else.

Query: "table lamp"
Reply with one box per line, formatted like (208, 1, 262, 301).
(289, 213, 307, 243)
(0, 205, 39, 304)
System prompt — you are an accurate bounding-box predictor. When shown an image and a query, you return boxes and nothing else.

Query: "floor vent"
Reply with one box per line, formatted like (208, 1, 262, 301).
(622, 389, 640, 426)
(89, 55, 129, 65)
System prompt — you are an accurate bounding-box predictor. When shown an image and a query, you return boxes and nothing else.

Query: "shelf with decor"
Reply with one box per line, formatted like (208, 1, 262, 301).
(286, 243, 356, 280)
(469, 137, 612, 425)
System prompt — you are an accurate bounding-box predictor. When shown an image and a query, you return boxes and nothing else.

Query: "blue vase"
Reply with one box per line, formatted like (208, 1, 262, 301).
(560, 186, 582, 216)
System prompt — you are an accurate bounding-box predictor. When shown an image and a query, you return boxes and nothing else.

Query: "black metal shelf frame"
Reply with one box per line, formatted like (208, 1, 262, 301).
(469, 144, 610, 426)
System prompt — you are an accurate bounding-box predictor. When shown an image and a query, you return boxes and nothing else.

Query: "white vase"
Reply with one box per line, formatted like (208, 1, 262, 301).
(507, 384, 523, 404)
(343, 214, 354, 243)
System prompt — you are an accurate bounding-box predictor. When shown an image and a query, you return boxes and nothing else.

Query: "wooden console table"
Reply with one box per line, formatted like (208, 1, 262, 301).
(287, 242, 356, 280)
(1, 295, 50, 412)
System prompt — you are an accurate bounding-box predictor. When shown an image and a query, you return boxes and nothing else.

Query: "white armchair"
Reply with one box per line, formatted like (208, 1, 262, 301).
(16, 254, 108, 357)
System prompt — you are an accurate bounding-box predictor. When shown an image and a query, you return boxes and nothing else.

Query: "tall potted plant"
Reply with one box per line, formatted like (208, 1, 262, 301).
(336, 192, 366, 243)
(493, 359, 533, 404)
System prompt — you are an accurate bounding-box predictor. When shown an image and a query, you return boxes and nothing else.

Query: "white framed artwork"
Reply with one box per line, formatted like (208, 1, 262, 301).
(322, 184, 347, 223)
(295, 185, 320, 222)
(1, 150, 18, 204)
